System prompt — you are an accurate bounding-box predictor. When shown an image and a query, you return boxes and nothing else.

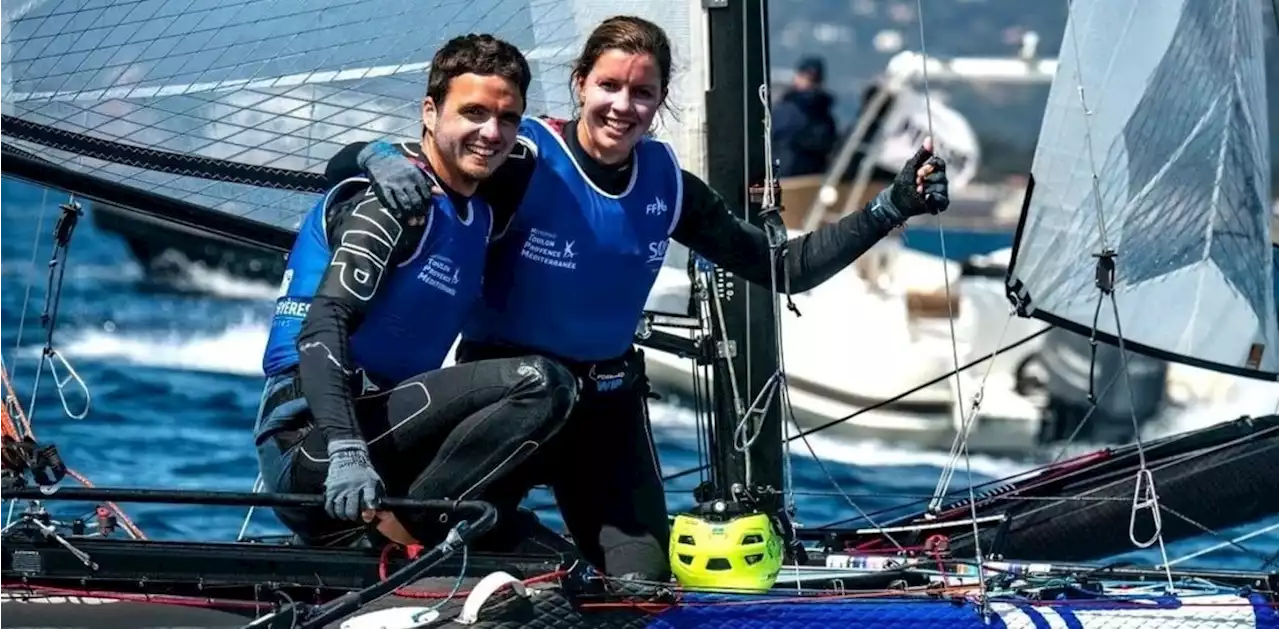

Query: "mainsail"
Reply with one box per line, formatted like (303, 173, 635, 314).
(1006, 0, 1278, 380)
(0, 0, 706, 316)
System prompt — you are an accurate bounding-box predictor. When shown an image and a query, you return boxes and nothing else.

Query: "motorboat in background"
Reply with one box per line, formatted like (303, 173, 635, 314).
(646, 40, 1276, 454)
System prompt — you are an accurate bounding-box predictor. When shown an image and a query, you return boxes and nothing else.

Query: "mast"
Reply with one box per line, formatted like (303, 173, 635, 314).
(701, 0, 783, 504)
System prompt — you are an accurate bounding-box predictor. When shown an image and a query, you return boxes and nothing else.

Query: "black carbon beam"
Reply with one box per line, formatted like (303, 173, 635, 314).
(702, 0, 782, 503)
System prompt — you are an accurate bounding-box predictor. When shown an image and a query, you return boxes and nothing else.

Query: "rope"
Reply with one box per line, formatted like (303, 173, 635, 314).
(1058, 0, 1174, 589)
(0, 192, 145, 541)
(906, 3, 990, 613)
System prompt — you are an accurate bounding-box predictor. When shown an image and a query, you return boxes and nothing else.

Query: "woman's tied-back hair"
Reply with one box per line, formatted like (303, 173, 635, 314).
(571, 16, 674, 111)
(427, 34, 532, 106)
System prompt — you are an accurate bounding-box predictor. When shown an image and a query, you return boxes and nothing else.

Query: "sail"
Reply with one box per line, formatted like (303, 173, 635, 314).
(0, 0, 705, 316)
(1007, 0, 1279, 380)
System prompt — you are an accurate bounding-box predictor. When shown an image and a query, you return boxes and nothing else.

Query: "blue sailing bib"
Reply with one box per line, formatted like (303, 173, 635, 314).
(262, 178, 491, 384)
(463, 117, 683, 362)
(261, 180, 361, 378)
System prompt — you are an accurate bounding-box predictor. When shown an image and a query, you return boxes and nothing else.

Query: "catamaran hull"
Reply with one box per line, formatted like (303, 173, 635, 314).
(951, 417, 1279, 562)
(1, 594, 252, 629)
(442, 590, 1276, 629)
(5, 587, 1276, 629)
(90, 201, 288, 286)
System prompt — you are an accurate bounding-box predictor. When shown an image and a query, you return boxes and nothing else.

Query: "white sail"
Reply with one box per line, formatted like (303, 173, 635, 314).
(1007, 0, 1278, 380)
(0, 0, 706, 316)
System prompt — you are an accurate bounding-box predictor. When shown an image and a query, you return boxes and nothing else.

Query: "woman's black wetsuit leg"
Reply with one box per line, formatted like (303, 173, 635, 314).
(546, 352, 670, 580)
(454, 342, 670, 579)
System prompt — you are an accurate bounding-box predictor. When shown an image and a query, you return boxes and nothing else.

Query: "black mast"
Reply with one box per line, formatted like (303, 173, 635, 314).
(701, 0, 783, 506)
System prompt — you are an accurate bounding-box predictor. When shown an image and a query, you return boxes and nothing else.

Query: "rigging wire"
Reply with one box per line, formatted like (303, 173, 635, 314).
(718, 0, 909, 556)
(0, 192, 144, 540)
(8, 186, 50, 390)
(3, 187, 51, 531)
(1057, 0, 1173, 590)
(911, 0, 990, 613)
(754, 0, 797, 516)
(236, 474, 266, 542)
(25, 196, 91, 423)
(661, 326, 1051, 484)
(926, 310, 1016, 513)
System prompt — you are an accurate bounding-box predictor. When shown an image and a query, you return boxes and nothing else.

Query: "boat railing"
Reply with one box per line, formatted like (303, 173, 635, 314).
(4, 486, 497, 523)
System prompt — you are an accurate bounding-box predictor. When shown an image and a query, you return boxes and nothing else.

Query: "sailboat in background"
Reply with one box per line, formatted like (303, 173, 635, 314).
(1, 0, 1277, 627)
(735, 0, 1279, 575)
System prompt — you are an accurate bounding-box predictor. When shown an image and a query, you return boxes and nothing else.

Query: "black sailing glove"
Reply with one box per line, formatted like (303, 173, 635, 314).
(868, 141, 950, 227)
(357, 140, 436, 219)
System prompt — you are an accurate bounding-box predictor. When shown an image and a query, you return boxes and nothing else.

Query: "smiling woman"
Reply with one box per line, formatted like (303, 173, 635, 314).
(335, 14, 953, 581)
(570, 18, 673, 164)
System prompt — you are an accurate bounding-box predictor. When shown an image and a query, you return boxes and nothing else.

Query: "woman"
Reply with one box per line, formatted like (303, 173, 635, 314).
(329, 15, 949, 579)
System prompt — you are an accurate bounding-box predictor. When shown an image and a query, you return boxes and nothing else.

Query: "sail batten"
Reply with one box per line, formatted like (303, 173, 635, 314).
(1008, 0, 1278, 380)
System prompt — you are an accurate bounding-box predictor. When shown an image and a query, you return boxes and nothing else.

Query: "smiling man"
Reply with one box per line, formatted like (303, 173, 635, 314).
(327, 15, 951, 579)
(253, 34, 578, 548)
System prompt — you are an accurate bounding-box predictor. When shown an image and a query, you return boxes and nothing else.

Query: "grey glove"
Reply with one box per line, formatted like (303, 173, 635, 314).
(323, 439, 385, 522)
(357, 140, 435, 219)
(871, 143, 950, 225)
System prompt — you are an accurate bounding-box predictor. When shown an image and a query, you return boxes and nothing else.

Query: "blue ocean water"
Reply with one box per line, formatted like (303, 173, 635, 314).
(1, 177, 1274, 571)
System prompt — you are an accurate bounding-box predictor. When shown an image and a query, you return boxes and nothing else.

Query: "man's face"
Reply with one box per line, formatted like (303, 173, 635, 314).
(422, 73, 524, 184)
(792, 71, 815, 91)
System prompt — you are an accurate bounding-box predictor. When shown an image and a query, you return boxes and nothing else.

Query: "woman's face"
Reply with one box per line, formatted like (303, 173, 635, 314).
(575, 49, 664, 164)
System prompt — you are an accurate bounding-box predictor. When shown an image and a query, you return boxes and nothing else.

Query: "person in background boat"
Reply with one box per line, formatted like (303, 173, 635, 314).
(771, 55, 839, 177)
(253, 34, 578, 548)
(327, 15, 950, 579)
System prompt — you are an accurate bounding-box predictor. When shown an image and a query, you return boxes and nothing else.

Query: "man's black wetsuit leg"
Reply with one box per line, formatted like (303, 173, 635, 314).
(257, 355, 576, 546)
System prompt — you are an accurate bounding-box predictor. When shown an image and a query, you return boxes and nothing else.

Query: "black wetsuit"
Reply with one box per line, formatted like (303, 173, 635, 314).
(326, 120, 902, 573)
(254, 145, 577, 546)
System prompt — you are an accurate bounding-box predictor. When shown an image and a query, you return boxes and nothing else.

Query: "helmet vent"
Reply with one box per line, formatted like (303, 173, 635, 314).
(744, 553, 763, 565)
(706, 558, 732, 571)
(678, 554, 695, 565)
(741, 534, 763, 544)
(678, 535, 697, 545)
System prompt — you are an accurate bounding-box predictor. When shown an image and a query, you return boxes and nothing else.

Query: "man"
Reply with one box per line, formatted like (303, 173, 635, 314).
(772, 56, 839, 177)
(254, 34, 577, 547)
(325, 19, 950, 580)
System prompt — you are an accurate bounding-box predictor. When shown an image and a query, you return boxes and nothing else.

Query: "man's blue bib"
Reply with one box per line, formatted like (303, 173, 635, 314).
(262, 177, 491, 384)
(463, 117, 683, 362)
(261, 180, 360, 378)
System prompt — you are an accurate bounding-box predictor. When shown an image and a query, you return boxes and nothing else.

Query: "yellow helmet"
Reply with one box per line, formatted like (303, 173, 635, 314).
(669, 509, 785, 593)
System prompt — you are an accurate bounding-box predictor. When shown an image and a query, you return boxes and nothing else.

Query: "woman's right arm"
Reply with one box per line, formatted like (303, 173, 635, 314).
(333, 139, 537, 238)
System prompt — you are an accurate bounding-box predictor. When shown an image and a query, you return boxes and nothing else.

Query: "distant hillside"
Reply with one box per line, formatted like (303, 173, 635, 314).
(767, 0, 1279, 186)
